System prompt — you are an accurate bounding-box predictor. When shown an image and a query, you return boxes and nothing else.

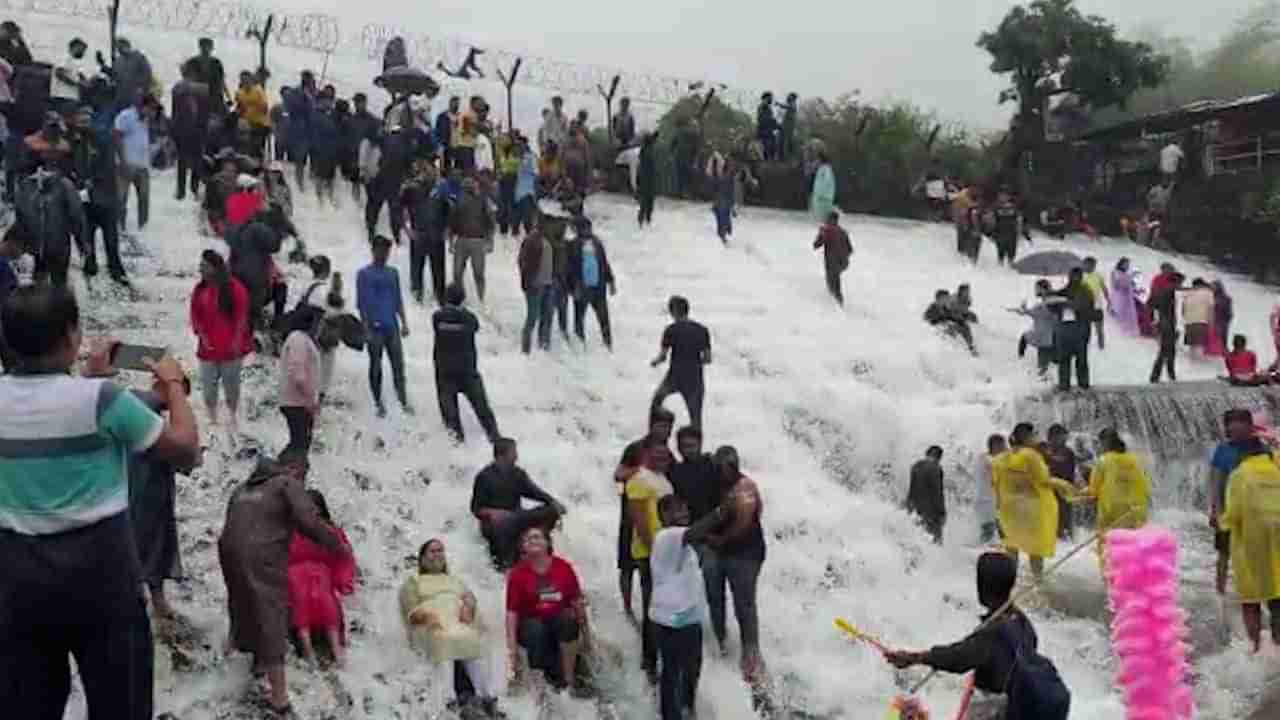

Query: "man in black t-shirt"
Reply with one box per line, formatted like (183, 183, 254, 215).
(650, 295, 711, 429)
(614, 407, 674, 619)
(471, 438, 565, 567)
(670, 424, 723, 524)
(432, 284, 499, 443)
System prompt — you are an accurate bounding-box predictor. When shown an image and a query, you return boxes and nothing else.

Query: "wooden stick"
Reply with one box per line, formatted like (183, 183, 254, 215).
(907, 510, 1131, 695)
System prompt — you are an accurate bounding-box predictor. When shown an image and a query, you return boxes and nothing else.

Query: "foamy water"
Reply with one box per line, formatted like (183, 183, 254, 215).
(20, 9, 1279, 719)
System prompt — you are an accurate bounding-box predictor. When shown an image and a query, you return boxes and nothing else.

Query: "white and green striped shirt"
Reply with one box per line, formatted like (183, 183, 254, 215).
(0, 374, 163, 535)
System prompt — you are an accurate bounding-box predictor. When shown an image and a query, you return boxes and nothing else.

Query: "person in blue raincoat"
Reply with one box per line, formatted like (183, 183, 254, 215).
(809, 149, 835, 223)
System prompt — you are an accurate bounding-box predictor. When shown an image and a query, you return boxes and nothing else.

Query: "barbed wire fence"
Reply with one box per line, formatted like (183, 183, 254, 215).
(1, 0, 764, 111)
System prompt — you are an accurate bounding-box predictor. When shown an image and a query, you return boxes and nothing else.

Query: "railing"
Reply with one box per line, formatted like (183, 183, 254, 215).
(1207, 134, 1280, 176)
(0, 0, 762, 109)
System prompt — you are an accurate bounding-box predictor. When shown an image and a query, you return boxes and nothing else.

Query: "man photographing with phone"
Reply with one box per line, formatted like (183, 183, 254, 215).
(0, 283, 199, 719)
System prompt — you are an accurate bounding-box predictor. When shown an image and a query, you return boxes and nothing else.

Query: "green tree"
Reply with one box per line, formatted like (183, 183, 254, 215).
(978, 0, 1168, 149)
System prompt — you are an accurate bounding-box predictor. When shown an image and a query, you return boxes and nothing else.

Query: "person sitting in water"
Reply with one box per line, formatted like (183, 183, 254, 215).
(505, 525, 588, 694)
(925, 289, 976, 355)
(400, 538, 506, 717)
(471, 438, 567, 569)
(1225, 334, 1266, 386)
(884, 552, 1071, 719)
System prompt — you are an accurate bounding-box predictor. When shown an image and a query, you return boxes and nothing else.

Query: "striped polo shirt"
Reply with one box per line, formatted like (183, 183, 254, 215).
(0, 374, 163, 535)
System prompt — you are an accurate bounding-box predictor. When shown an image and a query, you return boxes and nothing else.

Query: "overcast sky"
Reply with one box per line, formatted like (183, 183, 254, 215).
(296, 0, 1259, 129)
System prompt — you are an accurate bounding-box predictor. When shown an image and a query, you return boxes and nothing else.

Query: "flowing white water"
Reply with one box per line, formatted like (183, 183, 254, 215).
(22, 10, 1280, 719)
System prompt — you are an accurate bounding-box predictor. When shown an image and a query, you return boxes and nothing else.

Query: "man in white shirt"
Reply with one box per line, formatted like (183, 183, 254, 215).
(650, 494, 726, 720)
(50, 38, 91, 114)
(975, 434, 1005, 544)
(1160, 141, 1184, 184)
(113, 94, 157, 232)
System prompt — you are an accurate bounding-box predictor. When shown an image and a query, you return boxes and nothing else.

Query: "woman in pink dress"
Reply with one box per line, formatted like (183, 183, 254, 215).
(1109, 257, 1140, 336)
(287, 489, 356, 665)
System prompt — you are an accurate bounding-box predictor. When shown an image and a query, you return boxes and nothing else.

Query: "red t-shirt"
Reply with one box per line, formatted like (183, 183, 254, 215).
(505, 556, 581, 621)
(1227, 350, 1258, 378)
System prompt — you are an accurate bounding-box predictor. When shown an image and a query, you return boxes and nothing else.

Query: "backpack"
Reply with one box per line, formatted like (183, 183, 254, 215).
(998, 621, 1071, 720)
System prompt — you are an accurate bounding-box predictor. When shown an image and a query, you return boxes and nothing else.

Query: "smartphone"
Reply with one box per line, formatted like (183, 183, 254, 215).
(110, 343, 167, 371)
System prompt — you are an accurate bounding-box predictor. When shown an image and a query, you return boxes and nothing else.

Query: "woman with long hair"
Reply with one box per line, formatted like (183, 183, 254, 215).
(278, 304, 323, 454)
(190, 249, 251, 432)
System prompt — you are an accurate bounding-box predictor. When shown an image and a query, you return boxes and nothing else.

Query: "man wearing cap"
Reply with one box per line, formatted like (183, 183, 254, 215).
(114, 93, 156, 232)
(182, 38, 228, 112)
(68, 105, 128, 285)
(111, 39, 153, 116)
(50, 38, 92, 115)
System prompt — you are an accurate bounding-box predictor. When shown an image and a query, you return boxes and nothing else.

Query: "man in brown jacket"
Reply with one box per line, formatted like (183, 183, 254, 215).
(449, 176, 494, 302)
(813, 211, 853, 305)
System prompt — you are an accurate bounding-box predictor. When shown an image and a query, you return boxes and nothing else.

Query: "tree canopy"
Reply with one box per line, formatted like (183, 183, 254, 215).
(978, 0, 1168, 142)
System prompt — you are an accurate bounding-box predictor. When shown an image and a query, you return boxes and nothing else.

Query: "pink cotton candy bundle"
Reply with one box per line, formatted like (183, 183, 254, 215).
(1104, 527, 1195, 720)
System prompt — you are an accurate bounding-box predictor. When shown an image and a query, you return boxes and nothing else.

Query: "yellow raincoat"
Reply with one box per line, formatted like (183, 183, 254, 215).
(1219, 454, 1280, 603)
(996, 447, 1074, 559)
(1086, 451, 1151, 531)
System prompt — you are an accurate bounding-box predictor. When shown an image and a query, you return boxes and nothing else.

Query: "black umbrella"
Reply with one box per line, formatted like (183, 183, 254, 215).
(375, 66, 440, 98)
(1012, 250, 1084, 277)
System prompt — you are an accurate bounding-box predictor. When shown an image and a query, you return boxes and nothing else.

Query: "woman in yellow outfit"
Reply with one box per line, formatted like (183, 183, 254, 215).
(1219, 438, 1280, 653)
(996, 423, 1076, 578)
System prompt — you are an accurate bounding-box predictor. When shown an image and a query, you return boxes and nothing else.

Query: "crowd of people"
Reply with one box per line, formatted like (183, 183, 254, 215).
(2, 21, 1279, 720)
(0, 25, 770, 720)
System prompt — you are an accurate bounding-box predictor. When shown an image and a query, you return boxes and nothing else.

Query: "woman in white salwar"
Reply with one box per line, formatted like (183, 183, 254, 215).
(400, 538, 506, 718)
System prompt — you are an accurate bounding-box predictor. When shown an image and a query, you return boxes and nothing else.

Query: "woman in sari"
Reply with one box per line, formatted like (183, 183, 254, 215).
(1108, 257, 1139, 336)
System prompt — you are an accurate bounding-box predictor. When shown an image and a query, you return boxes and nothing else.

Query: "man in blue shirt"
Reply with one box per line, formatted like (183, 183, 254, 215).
(112, 93, 156, 233)
(356, 235, 410, 417)
(1210, 408, 1256, 595)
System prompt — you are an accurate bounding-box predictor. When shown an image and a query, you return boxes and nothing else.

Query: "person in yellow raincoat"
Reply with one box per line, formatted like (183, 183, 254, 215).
(1219, 439, 1280, 653)
(996, 423, 1076, 578)
(1082, 429, 1151, 571)
(1085, 429, 1151, 530)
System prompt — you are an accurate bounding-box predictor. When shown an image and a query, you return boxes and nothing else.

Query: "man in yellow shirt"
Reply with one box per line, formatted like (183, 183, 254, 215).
(234, 70, 270, 159)
(1081, 256, 1110, 350)
(626, 446, 674, 683)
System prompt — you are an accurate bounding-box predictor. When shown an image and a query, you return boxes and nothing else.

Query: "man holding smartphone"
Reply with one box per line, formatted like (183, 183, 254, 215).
(0, 283, 199, 719)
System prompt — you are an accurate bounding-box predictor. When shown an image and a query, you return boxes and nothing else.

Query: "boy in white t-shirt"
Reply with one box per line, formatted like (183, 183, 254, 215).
(650, 494, 727, 720)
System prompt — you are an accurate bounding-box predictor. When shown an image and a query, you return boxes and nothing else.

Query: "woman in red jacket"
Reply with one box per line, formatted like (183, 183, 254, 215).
(191, 249, 251, 432)
(287, 489, 355, 665)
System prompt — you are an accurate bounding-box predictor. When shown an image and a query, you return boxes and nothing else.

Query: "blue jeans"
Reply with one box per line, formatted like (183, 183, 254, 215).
(700, 546, 762, 654)
(522, 285, 554, 353)
(714, 204, 733, 239)
(367, 327, 407, 408)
